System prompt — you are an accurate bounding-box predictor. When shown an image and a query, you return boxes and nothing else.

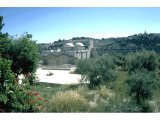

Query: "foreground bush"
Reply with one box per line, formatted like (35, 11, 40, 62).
(126, 71, 160, 112)
(127, 72, 159, 103)
(0, 58, 44, 112)
(75, 85, 95, 101)
(49, 90, 89, 112)
(98, 86, 113, 100)
(104, 98, 141, 112)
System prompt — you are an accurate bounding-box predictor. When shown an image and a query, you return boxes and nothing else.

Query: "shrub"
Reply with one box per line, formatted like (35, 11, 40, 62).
(126, 71, 160, 112)
(127, 51, 159, 73)
(46, 71, 54, 76)
(76, 55, 117, 88)
(75, 85, 96, 101)
(0, 58, 43, 112)
(105, 98, 142, 112)
(127, 72, 159, 103)
(0, 16, 42, 112)
(98, 86, 113, 100)
(75, 59, 91, 75)
(110, 52, 127, 70)
(49, 90, 89, 112)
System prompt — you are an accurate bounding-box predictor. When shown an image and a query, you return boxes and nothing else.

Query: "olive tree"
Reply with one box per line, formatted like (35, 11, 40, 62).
(127, 71, 160, 112)
(127, 51, 159, 73)
(76, 55, 117, 88)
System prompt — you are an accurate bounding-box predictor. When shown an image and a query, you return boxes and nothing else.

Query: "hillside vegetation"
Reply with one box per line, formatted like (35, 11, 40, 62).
(1, 15, 160, 112)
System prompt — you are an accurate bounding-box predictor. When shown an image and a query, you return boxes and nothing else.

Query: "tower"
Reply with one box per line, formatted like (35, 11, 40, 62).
(89, 38, 93, 51)
(88, 38, 93, 58)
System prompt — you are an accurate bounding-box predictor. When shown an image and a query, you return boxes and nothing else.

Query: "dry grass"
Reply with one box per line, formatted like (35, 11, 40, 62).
(98, 85, 113, 100)
(48, 90, 89, 112)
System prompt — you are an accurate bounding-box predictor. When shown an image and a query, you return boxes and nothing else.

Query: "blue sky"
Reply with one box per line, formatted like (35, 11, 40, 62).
(0, 7, 160, 43)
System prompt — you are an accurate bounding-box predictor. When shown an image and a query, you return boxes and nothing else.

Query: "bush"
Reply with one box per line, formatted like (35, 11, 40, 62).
(75, 85, 96, 101)
(75, 59, 91, 75)
(127, 72, 159, 103)
(76, 55, 117, 88)
(98, 86, 113, 100)
(0, 16, 42, 112)
(110, 52, 127, 70)
(0, 58, 43, 112)
(105, 98, 142, 112)
(89, 94, 141, 112)
(126, 71, 160, 112)
(48, 90, 89, 112)
(127, 51, 159, 73)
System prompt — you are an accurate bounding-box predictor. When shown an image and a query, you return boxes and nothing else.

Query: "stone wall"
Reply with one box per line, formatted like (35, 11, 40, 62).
(42, 53, 76, 66)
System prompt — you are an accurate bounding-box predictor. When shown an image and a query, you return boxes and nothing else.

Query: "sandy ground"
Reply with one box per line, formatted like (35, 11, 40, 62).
(36, 68, 82, 84)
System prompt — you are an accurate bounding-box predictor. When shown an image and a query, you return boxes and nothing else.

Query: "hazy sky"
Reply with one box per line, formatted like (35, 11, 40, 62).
(0, 7, 160, 43)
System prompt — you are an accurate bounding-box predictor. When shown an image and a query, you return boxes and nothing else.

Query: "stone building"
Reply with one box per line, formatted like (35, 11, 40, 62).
(62, 39, 93, 59)
(40, 38, 93, 66)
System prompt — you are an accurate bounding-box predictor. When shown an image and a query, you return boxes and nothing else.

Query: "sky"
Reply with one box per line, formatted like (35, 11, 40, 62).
(0, 7, 160, 43)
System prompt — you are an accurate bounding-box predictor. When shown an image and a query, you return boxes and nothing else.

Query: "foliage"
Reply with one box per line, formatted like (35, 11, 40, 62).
(104, 98, 142, 112)
(75, 85, 96, 101)
(94, 32, 160, 54)
(76, 55, 117, 88)
(0, 16, 42, 112)
(11, 33, 39, 75)
(49, 90, 89, 112)
(0, 16, 8, 38)
(75, 59, 91, 75)
(98, 85, 113, 100)
(0, 33, 39, 77)
(0, 58, 15, 84)
(126, 71, 160, 110)
(0, 58, 43, 112)
(127, 51, 159, 73)
(110, 52, 127, 70)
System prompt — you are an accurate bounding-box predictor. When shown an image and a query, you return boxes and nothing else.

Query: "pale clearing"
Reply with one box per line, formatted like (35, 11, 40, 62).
(36, 68, 82, 84)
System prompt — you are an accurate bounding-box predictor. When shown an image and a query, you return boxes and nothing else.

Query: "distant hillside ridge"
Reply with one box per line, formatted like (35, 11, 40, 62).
(38, 32, 160, 55)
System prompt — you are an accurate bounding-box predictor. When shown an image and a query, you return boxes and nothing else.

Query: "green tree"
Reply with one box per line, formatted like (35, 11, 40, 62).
(11, 33, 39, 76)
(76, 55, 117, 88)
(0, 16, 8, 38)
(0, 58, 43, 112)
(127, 71, 160, 112)
(0, 16, 43, 112)
(127, 51, 159, 73)
(0, 33, 40, 78)
(75, 59, 91, 75)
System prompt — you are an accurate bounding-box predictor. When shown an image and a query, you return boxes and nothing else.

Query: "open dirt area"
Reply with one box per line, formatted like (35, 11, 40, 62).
(36, 68, 82, 84)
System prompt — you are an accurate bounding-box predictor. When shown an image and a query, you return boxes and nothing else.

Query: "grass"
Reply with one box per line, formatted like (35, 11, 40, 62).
(34, 82, 78, 100)
(49, 90, 89, 112)
(33, 70, 160, 112)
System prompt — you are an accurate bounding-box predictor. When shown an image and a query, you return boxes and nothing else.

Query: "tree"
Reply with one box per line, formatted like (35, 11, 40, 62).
(127, 51, 159, 73)
(11, 33, 39, 76)
(76, 55, 117, 88)
(0, 16, 4, 33)
(0, 33, 40, 77)
(0, 58, 43, 112)
(0, 16, 8, 38)
(127, 71, 160, 112)
(0, 58, 14, 84)
(0, 16, 43, 112)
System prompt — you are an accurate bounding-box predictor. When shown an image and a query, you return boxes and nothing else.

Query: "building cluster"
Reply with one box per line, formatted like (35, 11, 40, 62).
(40, 38, 93, 60)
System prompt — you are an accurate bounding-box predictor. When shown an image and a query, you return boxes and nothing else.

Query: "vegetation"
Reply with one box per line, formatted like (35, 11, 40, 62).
(75, 55, 117, 88)
(127, 51, 159, 73)
(49, 90, 89, 112)
(0, 16, 42, 112)
(1, 15, 160, 112)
